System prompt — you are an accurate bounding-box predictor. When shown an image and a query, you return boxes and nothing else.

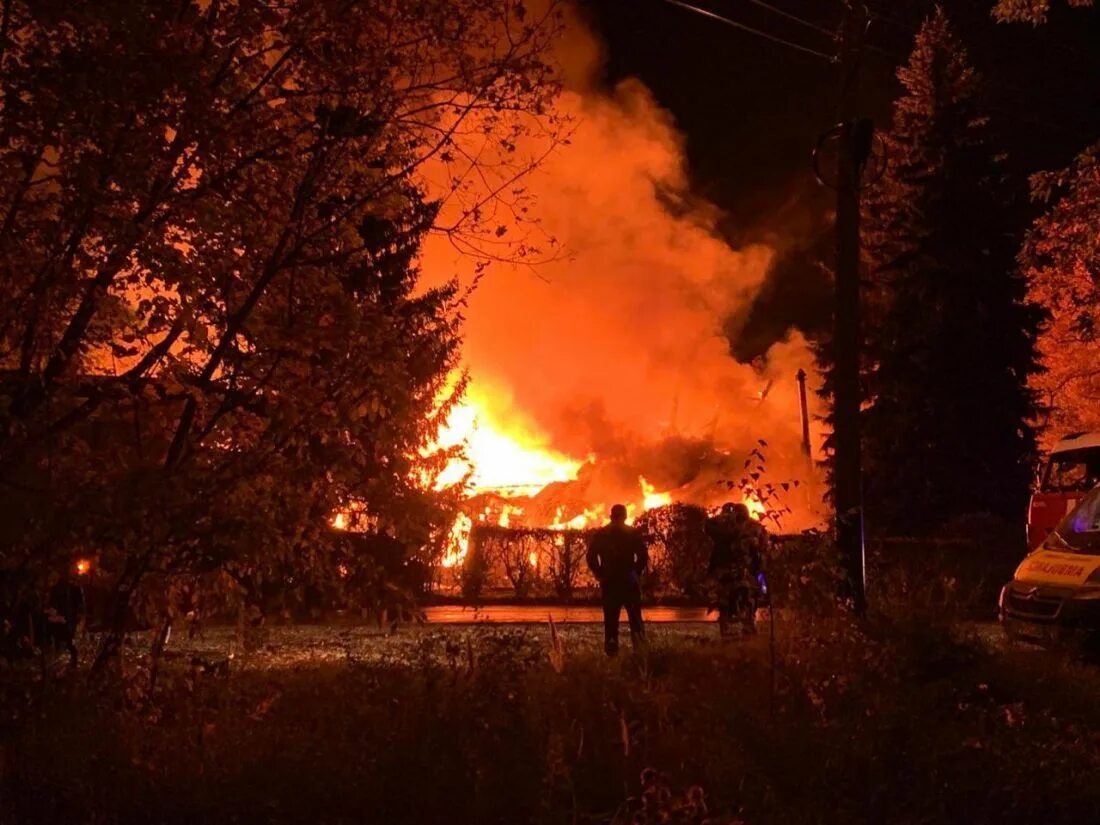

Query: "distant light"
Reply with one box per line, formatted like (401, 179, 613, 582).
(75, 558, 91, 576)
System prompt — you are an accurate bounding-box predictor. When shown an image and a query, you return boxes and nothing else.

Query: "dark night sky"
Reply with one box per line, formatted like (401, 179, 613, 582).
(576, 0, 1100, 356)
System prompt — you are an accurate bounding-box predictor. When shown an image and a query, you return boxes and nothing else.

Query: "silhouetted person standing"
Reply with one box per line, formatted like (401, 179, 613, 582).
(45, 565, 86, 666)
(586, 504, 648, 656)
(707, 503, 766, 638)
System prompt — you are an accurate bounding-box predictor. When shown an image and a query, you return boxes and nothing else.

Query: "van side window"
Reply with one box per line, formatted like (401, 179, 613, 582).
(1065, 490, 1100, 542)
(1044, 448, 1100, 493)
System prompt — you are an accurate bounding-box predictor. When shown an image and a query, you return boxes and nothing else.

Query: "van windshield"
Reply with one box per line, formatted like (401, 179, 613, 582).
(1042, 447, 1100, 493)
(1050, 487, 1100, 554)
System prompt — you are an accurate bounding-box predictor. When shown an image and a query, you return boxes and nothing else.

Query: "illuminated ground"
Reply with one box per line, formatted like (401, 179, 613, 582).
(422, 604, 710, 622)
(74, 611, 1013, 673)
(118, 619, 719, 670)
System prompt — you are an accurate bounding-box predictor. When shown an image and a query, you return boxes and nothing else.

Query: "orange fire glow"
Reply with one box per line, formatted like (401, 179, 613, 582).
(741, 496, 768, 522)
(640, 477, 672, 510)
(435, 388, 583, 496)
(419, 9, 829, 572)
(429, 370, 815, 569)
(74, 558, 91, 576)
(442, 511, 473, 568)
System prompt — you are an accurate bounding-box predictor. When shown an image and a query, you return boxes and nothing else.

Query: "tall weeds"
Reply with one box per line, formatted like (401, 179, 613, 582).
(5, 619, 1100, 824)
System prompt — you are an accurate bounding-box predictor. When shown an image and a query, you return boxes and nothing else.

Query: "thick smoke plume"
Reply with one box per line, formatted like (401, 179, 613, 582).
(422, 5, 826, 530)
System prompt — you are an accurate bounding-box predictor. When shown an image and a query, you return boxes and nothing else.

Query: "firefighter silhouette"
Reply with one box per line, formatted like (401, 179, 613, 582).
(706, 503, 766, 637)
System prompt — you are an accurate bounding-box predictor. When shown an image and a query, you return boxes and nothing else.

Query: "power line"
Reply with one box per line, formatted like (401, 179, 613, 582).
(865, 7, 910, 32)
(659, 0, 836, 61)
(730, 0, 837, 39)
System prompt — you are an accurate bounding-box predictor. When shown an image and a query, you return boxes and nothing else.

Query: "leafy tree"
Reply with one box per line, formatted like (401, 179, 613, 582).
(993, 0, 1099, 442)
(859, 9, 1042, 535)
(1021, 144, 1100, 437)
(993, 0, 1093, 24)
(0, 0, 564, 668)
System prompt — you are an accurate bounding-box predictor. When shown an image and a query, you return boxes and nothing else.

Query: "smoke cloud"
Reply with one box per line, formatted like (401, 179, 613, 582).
(421, 4, 825, 529)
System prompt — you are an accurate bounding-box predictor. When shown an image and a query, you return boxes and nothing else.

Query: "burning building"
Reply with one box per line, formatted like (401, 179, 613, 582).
(418, 4, 826, 571)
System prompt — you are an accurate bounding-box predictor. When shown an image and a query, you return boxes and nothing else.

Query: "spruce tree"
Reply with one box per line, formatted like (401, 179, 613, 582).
(860, 8, 1042, 535)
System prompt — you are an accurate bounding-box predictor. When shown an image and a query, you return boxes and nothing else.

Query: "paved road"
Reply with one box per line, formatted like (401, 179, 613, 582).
(423, 605, 713, 624)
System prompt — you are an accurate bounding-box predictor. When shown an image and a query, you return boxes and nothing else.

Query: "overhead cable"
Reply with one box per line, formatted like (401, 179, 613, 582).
(732, 0, 836, 39)
(660, 0, 836, 61)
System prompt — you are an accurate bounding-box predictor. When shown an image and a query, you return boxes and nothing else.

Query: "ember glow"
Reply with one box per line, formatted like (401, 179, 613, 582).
(742, 496, 768, 522)
(330, 503, 374, 533)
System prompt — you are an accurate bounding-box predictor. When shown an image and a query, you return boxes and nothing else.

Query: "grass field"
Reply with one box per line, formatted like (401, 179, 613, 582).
(4, 616, 1100, 824)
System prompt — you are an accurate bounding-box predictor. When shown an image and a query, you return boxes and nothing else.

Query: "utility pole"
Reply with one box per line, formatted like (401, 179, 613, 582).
(661, 0, 872, 612)
(831, 2, 870, 614)
(796, 368, 811, 458)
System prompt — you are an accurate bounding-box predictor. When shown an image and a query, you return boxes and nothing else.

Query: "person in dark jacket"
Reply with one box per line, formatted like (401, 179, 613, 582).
(706, 503, 766, 638)
(586, 504, 649, 656)
(42, 566, 86, 666)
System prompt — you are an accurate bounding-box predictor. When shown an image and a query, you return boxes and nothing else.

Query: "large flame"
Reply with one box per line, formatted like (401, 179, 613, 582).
(640, 477, 672, 510)
(442, 511, 474, 568)
(435, 385, 583, 495)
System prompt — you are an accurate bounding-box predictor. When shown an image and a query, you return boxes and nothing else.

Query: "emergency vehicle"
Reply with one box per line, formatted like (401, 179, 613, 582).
(1027, 432, 1100, 549)
(1001, 485, 1100, 642)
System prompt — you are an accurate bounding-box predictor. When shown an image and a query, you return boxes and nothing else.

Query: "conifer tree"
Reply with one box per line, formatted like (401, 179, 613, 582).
(859, 8, 1042, 535)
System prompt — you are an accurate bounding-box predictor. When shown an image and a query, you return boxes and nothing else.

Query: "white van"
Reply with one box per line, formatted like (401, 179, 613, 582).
(1000, 484, 1100, 642)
